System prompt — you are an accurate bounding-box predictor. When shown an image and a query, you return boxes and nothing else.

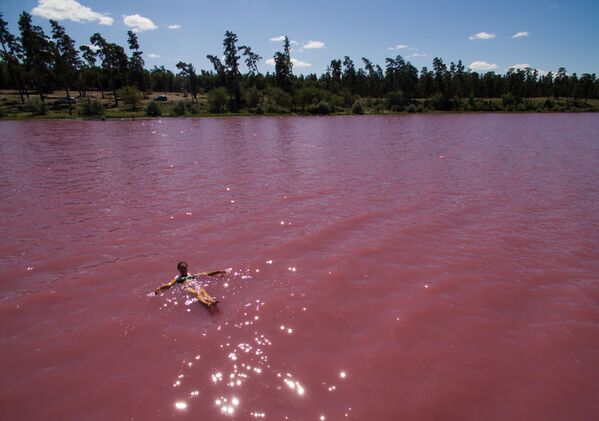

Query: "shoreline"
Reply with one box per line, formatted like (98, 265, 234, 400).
(1, 108, 597, 122)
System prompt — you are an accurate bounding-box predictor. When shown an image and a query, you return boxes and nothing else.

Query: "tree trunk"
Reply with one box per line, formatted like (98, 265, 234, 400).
(65, 86, 72, 116)
(35, 79, 44, 102)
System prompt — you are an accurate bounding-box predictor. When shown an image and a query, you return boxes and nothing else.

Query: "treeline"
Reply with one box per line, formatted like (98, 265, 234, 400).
(1, 11, 598, 116)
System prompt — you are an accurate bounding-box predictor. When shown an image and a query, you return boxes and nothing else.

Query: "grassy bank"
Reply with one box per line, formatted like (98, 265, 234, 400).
(1, 90, 597, 120)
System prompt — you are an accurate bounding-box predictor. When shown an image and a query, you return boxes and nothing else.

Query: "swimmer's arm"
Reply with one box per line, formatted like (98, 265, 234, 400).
(196, 270, 228, 277)
(155, 277, 178, 295)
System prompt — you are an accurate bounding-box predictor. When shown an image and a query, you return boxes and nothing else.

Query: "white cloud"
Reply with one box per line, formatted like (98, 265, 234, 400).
(290, 40, 299, 45)
(265, 57, 311, 67)
(469, 32, 496, 40)
(123, 14, 157, 32)
(168, 24, 181, 30)
(291, 58, 311, 67)
(512, 31, 529, 38)
(303, 40, 325, 49)
(410, 53, 427, 58)
(508, 63, 531, 71)
(388, 44, 409, 51)
(508, 64, 548, 76)
(270, 35, 286, 42)
(32, 0, 113, 25)
(469, 61, 498, 72)
(148, 53, 161, 59)
(82, 44, 100, 52)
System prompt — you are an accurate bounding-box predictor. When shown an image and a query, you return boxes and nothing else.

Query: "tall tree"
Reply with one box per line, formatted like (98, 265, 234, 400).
(18, 12, 52, 101)
(432, 57, 448, 97)
(0, 12, 26, 103)
(90, 33, 126, 106)
(127, 30, 147, 98)
(222, 30, 241, 110)
(328, 59, 342, 91)
(79, 44, 103, 97)
(206, 54, 226, 87)
(50, 20, 80, 115)
(553, 67, 568, 100)
(274, 36, 293, 92)
(240, 45, 262, 76)
(176, 61, 198, 102)
(342, 56, 356, 93)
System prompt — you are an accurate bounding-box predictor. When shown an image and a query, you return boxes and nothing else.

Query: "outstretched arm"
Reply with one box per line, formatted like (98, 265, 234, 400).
(197, 270, 228, 277)
(155, 277, 178, 295)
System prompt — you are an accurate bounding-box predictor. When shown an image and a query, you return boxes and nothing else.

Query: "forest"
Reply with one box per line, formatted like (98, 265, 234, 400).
(1, 11, 598, 118)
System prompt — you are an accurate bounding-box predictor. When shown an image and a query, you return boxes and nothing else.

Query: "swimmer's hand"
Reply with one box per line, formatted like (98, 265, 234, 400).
(155, 277, 177, 295)
(199, 270, 228, 277)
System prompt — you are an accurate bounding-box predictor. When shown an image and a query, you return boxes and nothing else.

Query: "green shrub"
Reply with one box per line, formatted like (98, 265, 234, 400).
(244, 87, 261, 109)
(308, 100, 332, 115)
(145, 100, 162, 116)
(386, 91, 407, 111)
(430, 94, 452, 111)
(263, 87, 291, 111)
(172, 100, 186, 116)
(351, 100, 365, 115)
(502, 93, 522, 109)
(254, 104, 265, 114)
(372, 101, 385, 113)
(118, 86, 142, 111)
(207, 87, 228, 113)
(330, 94, 345, 111)
(26, 99, 48, 116)
(79, 98, 104, 116)
(406, 104, 417, 113)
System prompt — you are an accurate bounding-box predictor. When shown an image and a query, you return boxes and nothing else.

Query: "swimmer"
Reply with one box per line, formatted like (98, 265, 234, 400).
(155, 261, 226, 307)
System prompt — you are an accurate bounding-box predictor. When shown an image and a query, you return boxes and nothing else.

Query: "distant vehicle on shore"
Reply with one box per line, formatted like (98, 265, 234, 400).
(154, 95, 168, 101)
(52, 96, 77, 106)
(52, 97, 78, 108)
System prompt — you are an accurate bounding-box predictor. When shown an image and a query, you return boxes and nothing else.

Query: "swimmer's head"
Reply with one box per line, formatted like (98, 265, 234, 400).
(177, 261, 188, 275)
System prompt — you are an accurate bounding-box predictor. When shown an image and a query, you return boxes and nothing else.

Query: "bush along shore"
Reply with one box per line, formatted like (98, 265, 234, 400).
(1, 11, 598, 119)
(1, 89, 597, 120)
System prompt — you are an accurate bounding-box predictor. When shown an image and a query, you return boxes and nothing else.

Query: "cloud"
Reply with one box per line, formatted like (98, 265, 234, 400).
(31, 0, 113, 25)
(81, 44, 100, 52)
(469, 61, 498, 72)
(290, 40, 299, 45)
(508, 64, 548, 76)
(512, 31, 529, 38)
(469, 32, 496, 40)
(148, 53, 161, 59)
(303, 40, 325, 49)
(265, 57, 311, 67)
(410, 53, 427, 58)
(270, 35, 286, 42)
(123, 14, 157, 32)
(168, 24, 181, 30)
(508, 63, 531, 71)
(291, 58, 311, 67)
(388, 44, 409, 51)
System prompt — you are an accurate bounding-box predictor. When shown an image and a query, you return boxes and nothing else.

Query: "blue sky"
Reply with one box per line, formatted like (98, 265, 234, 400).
(1, 0, 598, 76)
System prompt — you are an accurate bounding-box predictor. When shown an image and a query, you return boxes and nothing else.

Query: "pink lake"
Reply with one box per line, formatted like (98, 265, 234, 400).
(1, 114, 599, 420)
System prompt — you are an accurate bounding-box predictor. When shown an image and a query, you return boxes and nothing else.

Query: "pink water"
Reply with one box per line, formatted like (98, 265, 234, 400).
(1, 114, 599, 420)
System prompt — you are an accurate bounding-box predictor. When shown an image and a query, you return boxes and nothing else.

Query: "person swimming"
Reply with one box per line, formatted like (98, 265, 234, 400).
(154, 261, 225, 307)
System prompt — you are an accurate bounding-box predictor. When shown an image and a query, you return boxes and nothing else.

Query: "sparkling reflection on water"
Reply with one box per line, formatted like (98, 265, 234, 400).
(1, 115, 599, 420)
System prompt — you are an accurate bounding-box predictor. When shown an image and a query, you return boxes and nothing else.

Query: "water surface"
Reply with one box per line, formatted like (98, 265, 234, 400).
(1, 114, 598, 420)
